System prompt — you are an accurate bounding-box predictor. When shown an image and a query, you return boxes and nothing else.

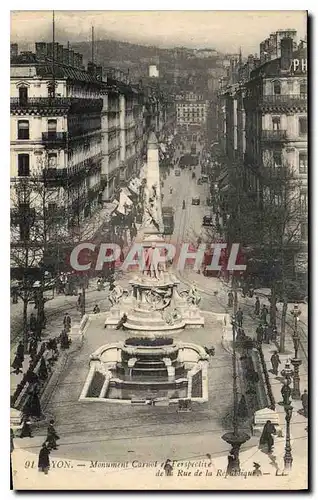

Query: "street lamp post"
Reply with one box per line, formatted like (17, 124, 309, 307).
(290, 305, 302, 399)
(284, 403, 293, 470)
(222, 316, 250, 471)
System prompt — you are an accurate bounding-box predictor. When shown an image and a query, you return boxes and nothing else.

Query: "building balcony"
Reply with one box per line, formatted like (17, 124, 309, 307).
(261, 94, 307, 104)
(107, 107, 120, 114)
(261, 130, 287, 142)
(42, 168, 68, 187)
(11, 97, 103, 113)
(258, 94, 307, 111)
(11, 97, 70, 110)
(68, 128, 101, 140)
(42, 132, 67, 144)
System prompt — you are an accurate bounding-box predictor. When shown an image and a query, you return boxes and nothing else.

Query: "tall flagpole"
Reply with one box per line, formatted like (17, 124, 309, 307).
(91, 25, 95, 65)
(52, 10, 55, 97)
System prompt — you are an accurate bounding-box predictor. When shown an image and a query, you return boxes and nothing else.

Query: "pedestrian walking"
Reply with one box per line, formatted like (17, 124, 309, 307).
(163, 459, 173, 476)
(29, 313, 37, 333)
(16, 341, 24, 363)
(259, 420, 276, 453)
(270, 351, 281, 375)
(254, 297, 260, 316)
(260, 305, 269, 324)
(10, 429, 14, 454)
(38, 443, 50, 474)
(264, 324, 272, 344)
(301, 390, 308, 418)
(25, 385, 41, 419)
(11, 342, 24, 374)
(20, 416, 33, 438)
(236, 308, 243, 327)
(29, 336, 38, 358)
(46, 419, 60, 450)
(226, 448, 237, 475)
(228, 291, 234, 308)
(256, 324, 264, 343)
(97, 278, 103, 292)
(77, 293, 82, 311)
(63, 313, 71, 332)
(60, 329, 71, 349)
(271, 325, 278, 343)
(252, 462, 262, 476)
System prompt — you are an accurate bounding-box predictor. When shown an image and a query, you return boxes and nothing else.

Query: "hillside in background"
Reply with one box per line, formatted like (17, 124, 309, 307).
(73, 39, 172, 68)
(72, 39, 222, 79)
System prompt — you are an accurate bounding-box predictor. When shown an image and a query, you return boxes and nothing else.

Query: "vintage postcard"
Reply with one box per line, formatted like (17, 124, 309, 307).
(10, 10, 308, 490)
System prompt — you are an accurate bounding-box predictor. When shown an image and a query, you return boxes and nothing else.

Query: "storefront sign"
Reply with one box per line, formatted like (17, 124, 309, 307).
(291, 58, 307, 73)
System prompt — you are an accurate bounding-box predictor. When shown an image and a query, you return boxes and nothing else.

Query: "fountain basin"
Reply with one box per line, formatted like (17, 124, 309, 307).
(80, 341, 209, 404)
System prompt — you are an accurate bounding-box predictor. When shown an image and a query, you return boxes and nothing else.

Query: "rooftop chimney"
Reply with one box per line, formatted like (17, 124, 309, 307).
(47, 42, 60, 61)
(73, 53, 81, 68)
(68, 50, 74, 67)
(62, 48, 69, 65)
(87, 62, 95, 76)
(77, 53, 83, 68)
(57, 44, 64, 63)
(95, 65, 103, 80)
(35, 42, 47, 60)
(10, 43, 18, 58)
(280, 37, 293, 71)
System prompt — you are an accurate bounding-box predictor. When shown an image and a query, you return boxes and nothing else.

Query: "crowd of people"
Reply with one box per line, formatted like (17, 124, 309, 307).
(11, 309, 73, 473)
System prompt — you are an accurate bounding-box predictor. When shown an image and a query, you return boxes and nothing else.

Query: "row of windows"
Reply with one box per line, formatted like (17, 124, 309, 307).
(177, 104, 206, 109)
(271, 116, 307, 135)
(271, 150, 307, 173)
(17, 119, 58, 140)
(272, 80, 307, 95)
(14, 153, 59, 176)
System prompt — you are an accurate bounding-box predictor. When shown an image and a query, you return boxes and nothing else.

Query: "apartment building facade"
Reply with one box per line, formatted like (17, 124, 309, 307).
(10, 43, 171, 276)
(217, 34, 307, 287)
(176, 91, 208, 130)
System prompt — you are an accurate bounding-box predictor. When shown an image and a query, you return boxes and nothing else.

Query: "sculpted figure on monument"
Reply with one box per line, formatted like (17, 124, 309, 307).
(143, 242, 163, 280)
(145, 287, 172, 310)
(163, 308, 182, 325)
(143, 183, 164, 233)
(109, 284, 124, 306)
(180, 285, 201, 306)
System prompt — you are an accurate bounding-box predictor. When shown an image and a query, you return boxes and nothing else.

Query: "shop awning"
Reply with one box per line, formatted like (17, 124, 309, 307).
(104, 201, 119, 216)
(217, 169, 228, 183)
(128, 177, 141, 195)
(116, 189, 133, 215)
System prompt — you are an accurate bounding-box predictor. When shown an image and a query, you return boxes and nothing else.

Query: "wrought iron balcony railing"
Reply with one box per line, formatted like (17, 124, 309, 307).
(11, 97, 103, 113)
(42, 132, 67, 143)
(11, 97, 70, 109)
(260, 94, 307, 105)
(261, 130, 287, 141)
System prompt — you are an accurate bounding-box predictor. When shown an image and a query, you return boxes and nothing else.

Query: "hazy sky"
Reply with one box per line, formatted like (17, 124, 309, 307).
(11, 10, 307, 55)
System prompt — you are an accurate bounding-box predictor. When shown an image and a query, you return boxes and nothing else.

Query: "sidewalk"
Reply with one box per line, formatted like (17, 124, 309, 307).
(178, 268, 308, 363)
(221, 315, 308, 476)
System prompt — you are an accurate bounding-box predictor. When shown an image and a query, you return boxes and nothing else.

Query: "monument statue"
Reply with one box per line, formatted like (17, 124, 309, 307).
(142, 242, 164, 280)
(104, 129, 205, 331)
